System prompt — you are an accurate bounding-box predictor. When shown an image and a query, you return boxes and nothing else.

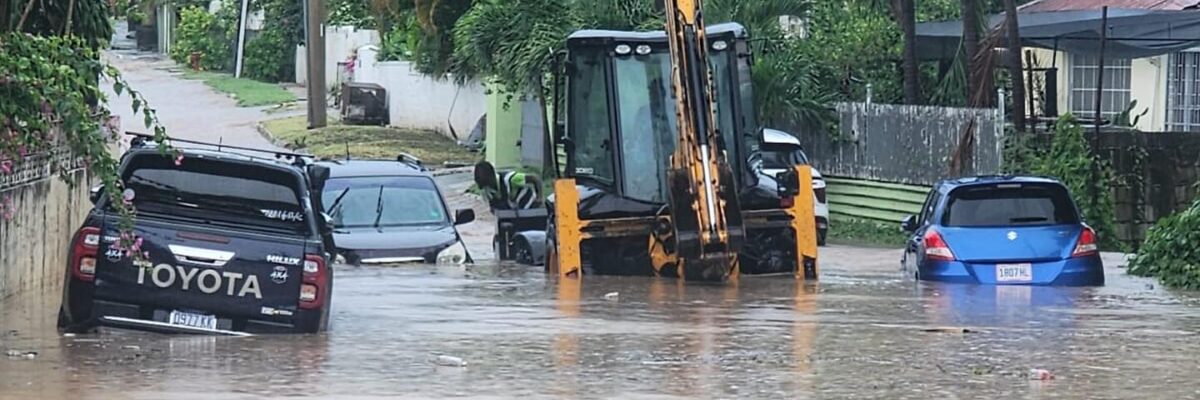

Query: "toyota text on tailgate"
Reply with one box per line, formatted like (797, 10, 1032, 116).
(58, 146, 333, 334)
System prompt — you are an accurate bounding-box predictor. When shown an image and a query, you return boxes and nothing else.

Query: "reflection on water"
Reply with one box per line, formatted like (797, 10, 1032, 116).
(0, 263, 1198, 399)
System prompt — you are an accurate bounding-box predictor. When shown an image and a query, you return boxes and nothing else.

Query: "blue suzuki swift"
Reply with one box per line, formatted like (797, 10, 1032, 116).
(900, 176, 1104, 286)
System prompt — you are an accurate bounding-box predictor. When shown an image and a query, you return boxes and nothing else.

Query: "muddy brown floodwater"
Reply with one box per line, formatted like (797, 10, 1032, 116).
(1, 258, 1199, 399)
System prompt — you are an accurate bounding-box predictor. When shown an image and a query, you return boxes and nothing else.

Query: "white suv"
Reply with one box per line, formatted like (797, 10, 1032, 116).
(759, 129, 830, 246)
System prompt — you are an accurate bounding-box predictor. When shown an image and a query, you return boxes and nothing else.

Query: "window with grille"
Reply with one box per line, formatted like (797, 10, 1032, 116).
(1167, 52, 1200, 131)
(1069, 54, 1131, 120)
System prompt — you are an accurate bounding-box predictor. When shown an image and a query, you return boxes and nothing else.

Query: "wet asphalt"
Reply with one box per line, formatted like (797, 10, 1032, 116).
(1, 257, 1198, 399)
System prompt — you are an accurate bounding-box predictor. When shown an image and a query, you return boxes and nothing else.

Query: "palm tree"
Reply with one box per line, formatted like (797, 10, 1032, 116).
(961, 0, 981, 105)
(893, 0, 920, 104)
(1002, 0, 1026, 131)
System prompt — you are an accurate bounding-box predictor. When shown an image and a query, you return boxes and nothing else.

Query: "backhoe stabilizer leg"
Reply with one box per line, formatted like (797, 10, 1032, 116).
(554, 179, 583, 279)
(789, 165, 819, 280)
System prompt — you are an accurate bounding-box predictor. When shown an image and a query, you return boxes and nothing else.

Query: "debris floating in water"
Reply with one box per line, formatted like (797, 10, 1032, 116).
(1028, 368, 1054, 380)
(434, 355, 468, 367)
(604, 292, 620, 301)
(5, 350, 37, 359)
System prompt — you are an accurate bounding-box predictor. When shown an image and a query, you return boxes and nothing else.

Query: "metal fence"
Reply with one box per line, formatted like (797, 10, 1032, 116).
(795, 102, 1005, 186)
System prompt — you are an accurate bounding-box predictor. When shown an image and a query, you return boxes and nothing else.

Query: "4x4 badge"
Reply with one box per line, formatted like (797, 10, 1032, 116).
(270, 266, 289, 284)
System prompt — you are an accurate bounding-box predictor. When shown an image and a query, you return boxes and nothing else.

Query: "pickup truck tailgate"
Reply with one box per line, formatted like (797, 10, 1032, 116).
(94, 221, 305, 321)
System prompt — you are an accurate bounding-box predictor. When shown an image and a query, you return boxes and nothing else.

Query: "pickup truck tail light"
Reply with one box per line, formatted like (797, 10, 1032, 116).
(71, 227, 101, 282)
(299, 254, 327, 309)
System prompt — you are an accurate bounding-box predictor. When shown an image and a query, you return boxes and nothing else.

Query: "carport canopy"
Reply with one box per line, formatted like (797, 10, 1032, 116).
(916, 9, 1200, 60)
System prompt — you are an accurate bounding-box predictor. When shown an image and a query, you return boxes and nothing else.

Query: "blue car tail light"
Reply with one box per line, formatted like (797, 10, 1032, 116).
(1072, 227, 1099, 258)
(924, 228, 956, 261)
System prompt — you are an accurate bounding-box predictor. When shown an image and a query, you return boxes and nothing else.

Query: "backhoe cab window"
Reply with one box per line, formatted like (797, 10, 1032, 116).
(566, 40, 747, 202)
(616, 53, 677, 203)
(568, 51, 615, 184)
(612, 46, 745, 202)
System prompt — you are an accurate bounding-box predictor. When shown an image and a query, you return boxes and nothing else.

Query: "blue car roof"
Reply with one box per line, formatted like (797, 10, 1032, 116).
(935, 175, 1064, 192)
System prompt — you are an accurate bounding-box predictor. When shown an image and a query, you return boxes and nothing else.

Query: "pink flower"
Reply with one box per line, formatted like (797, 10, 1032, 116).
(174, 154, 184, 166)
(17, 146, 26, 158)
(0, 160, 11, 174)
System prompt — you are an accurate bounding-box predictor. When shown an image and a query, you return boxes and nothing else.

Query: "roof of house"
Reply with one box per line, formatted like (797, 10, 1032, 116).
(1019, 0, 1200, 12)
(916, 8, 1200, 60)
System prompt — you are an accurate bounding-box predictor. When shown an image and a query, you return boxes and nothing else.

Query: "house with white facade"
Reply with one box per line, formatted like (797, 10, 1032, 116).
(918, 0, 1200, 132)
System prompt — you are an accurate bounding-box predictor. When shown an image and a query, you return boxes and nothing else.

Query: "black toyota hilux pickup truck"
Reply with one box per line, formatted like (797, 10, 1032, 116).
(58, 137, 334, 334)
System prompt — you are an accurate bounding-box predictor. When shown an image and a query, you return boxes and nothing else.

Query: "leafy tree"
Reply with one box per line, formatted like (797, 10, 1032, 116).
(171, 5, 234, 71)
(1128, 192, 1200, 289)
(1, 0, 171, 250)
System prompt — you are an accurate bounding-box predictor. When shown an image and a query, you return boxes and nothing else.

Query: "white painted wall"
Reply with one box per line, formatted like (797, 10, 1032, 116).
(1129, 55, 1167, 131)
(1032, 47, 1168, 131)
(295, 25, 380, 89)
(352, 45, 487, 140)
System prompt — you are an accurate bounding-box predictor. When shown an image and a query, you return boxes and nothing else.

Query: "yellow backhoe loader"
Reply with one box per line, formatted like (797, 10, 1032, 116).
(539, 0, 818, 282)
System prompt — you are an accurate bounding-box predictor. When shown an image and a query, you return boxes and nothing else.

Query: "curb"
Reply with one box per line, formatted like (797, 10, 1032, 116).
(254, 121, 299, 152)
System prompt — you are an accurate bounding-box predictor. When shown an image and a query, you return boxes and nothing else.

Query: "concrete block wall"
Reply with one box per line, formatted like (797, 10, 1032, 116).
(0, 162, 92, 299)
(295, 25, 381, 90)
(353, 46, 487, 141)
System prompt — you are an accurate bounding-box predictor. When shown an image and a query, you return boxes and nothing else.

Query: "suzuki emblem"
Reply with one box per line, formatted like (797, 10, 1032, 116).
(1007, 231, 1018, 241)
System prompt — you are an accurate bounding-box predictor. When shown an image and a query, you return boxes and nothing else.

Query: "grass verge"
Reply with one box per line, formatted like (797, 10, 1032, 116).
(827, 217, 908, 248)
(261, 115, 478, 168)
(181, 71, 296, 107)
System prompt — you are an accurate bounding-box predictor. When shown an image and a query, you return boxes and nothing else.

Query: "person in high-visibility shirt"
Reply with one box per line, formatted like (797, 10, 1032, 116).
(474, 161, 543, 210)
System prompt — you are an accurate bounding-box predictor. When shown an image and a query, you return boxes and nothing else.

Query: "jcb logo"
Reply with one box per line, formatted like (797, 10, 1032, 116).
(137, 264, 263, 299)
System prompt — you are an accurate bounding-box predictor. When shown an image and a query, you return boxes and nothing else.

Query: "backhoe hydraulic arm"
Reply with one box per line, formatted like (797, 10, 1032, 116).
(662, 0, 745, 281)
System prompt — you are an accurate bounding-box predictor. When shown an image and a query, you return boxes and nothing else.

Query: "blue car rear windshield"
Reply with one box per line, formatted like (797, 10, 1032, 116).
(942, 183, 1079, 227)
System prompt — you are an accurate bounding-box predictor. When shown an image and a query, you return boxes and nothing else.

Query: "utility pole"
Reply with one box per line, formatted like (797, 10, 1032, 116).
(1090, 7, 1109, 212)
(305, 0, 327, 128)
(234, 0, 250, 78)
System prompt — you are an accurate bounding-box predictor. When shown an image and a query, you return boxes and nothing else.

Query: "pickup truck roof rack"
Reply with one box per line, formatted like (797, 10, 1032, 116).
(127, 132, 313, 166)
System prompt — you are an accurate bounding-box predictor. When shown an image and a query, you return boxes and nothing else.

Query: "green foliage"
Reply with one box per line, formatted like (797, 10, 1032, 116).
(243, 27, 290, 82)
(1003, 115, 1124, 251)
(127, 8, 148, 24)
(242, 0, 303, 82)
(378, 18, 418, 62)
(753, 41, 836, 132)
(800, 1, 903, 103)
(328, 0, 373, 27)
(110, 0, 132, 18)
(171, 6, 234, 71)
(1128, 193, 1200, 289)
(1112, 100, 1149, 128)
(828, 217, 908, 247)
(10, 0, 113, 48)
(181, 70, 296, 106)
(449, 0, 575, 91)
(0, 33, 171, 251)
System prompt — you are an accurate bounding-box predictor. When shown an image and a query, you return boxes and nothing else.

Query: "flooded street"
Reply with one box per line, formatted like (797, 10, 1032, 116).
(1, 256, 1198, 399)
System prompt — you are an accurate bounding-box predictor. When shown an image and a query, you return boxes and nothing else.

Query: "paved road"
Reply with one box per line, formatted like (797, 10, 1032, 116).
(102, 51, 288, 151)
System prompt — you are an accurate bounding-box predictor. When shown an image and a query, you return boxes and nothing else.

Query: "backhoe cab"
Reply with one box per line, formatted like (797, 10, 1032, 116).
(544, 7, 818, 281)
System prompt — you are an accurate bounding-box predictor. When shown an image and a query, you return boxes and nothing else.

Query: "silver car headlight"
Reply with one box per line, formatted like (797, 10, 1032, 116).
(436, 241, 468, 265)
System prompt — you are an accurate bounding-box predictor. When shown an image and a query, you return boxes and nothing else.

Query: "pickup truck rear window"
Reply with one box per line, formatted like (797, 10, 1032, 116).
(120, 154, 309, 233)
(943, 183, 1080, 227)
